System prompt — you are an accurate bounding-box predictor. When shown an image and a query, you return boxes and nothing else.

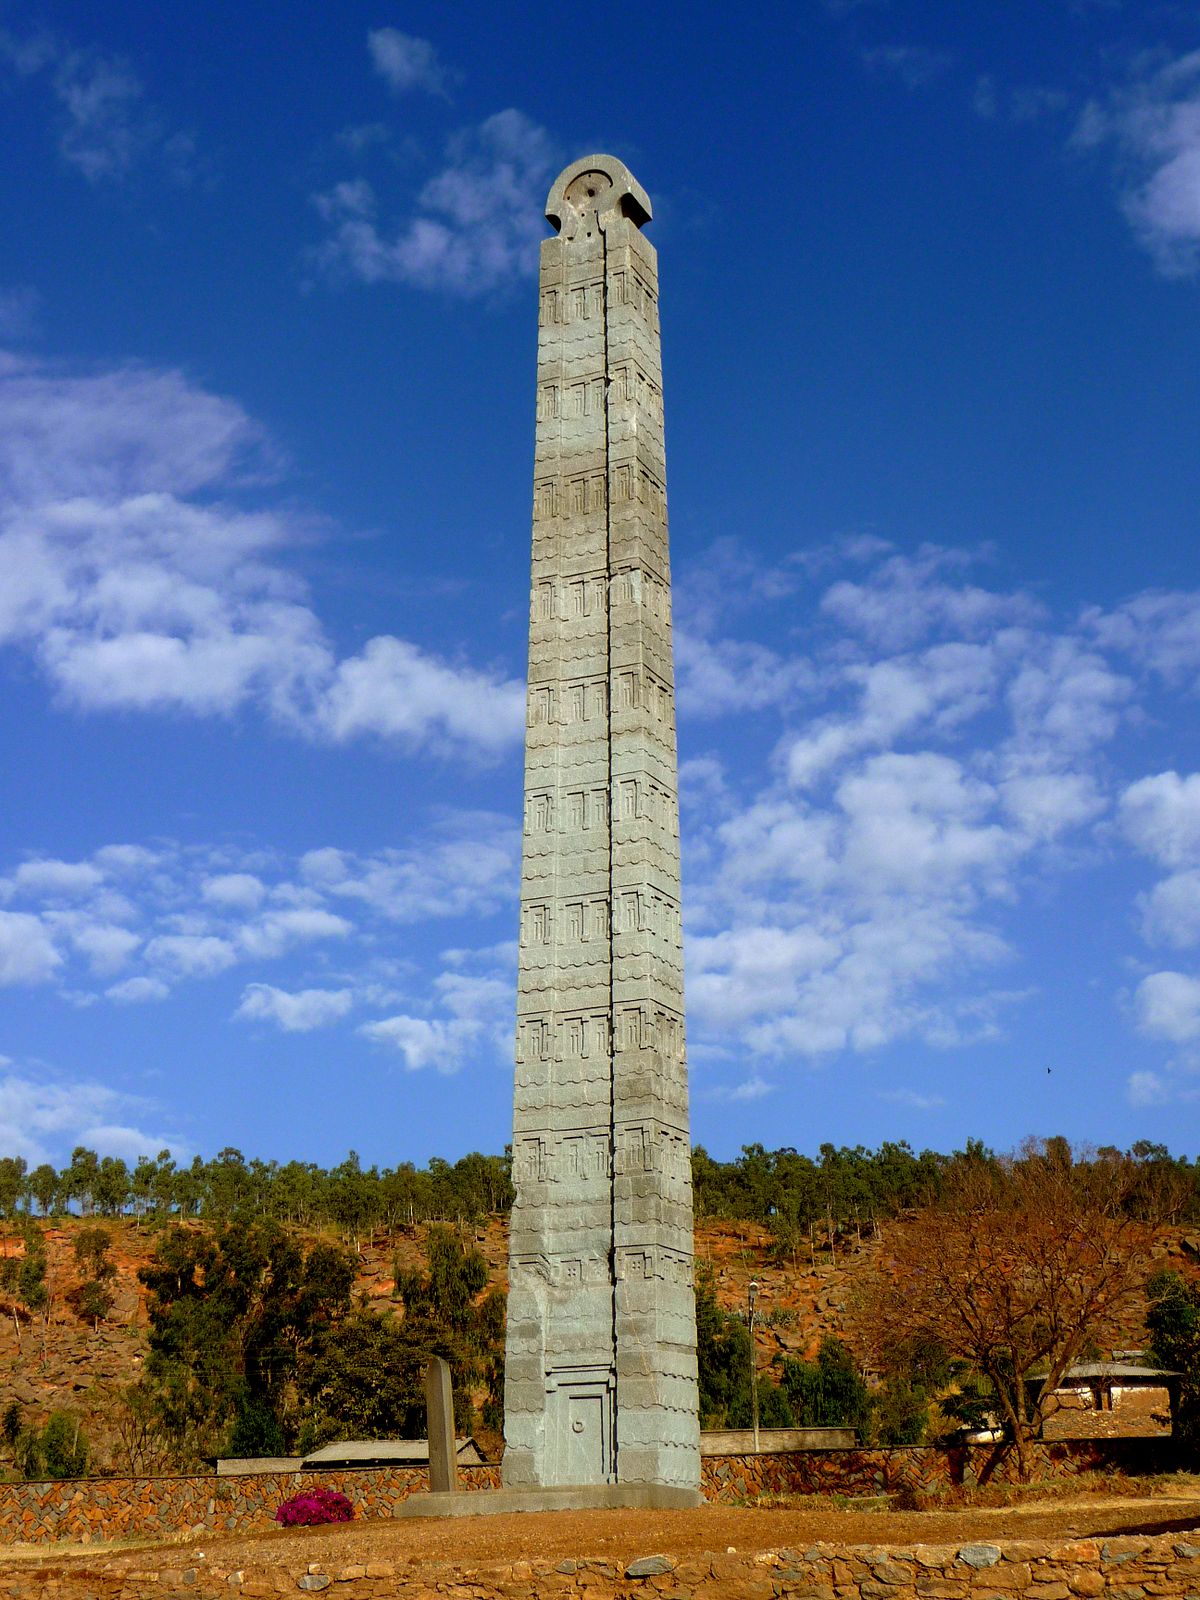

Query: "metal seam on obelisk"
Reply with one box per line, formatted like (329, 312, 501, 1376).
(598, 202, 618, 1483)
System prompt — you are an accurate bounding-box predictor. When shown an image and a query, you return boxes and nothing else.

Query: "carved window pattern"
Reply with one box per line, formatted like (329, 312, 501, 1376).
(534, 479, 557, 518)
(537, 383, 560, 421)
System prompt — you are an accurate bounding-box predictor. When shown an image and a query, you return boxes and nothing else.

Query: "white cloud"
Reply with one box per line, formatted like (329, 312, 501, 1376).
(0, 911, 61, 984)
(359, 1012, 476, 1072)
(106, 975, 169, 1004)
(0, 351, 524, 757)
(144, 932, 237, 978)
(311, 109, 559, 296)
(1136, 970, 1200, 1043)
(1087, 591, 1200, 690)
(0, 27, 195, 186)
(689, 925, 842, 1032)
(235, 907, 352, 959)
(1004, 636, 1131, 764)
(783, 642, 1001, 788)
(1074, 50, 1200, 276)
(367, 28, 447, 96)
(235, 983, 354, 1032)
(673, 540, 1143, 1065)
(1141, 870, 1200, 949)
(973, 77, 1070, 125)
(0, 1070, 182, 1166)
(0, 820, 520, 1010)
(337, 122, 391, 153)
(299, 813, 519, 922)
(879, 1088, 947, 1111)
(837, 753, 1014, 898)
(687, 750, 1018, 1060)
(862, 45, 954, 90)
(0, 285, 39, 341)
(675, 631, 813, 717)
(705, 1074, 774, 1103)
(59, 919, 140, 974)
(1120, 771, 1200, 868)
(997, 771, 1106, 842)
(1127, 1069, 1172, 1107)
(358, 946, 512, 1072)
(820, 546, 1040, 651)
(317, 635, 523, 754)
(77, 1121, 185, 1162)
(5, 857, 105, 898)
(202, 872, 267, 911)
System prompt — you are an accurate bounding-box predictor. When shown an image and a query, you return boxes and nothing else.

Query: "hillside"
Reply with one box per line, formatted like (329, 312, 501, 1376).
(3, 1214, 1198, 1473)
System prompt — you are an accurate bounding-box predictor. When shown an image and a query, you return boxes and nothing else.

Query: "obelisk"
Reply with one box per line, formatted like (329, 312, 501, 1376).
(504, 155, 700, 1496)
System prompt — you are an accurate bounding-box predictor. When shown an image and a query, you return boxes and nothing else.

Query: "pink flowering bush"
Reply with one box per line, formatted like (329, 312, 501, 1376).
(274, 1487, 354, 1526)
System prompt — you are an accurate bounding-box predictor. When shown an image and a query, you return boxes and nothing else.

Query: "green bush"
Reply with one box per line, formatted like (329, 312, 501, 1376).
(780, 1337, 871, 1434)
(40, 1412, 89, 1479)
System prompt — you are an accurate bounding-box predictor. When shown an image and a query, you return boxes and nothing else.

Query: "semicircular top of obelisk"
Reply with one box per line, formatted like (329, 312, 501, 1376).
(545, 155, 652, 234)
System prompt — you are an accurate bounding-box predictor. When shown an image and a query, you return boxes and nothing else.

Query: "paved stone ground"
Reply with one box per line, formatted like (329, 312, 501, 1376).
(5, 1485, 1200, 1576)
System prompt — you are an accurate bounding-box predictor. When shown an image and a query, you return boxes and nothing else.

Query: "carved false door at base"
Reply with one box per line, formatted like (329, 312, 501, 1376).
(547, 1365, 615, 1485)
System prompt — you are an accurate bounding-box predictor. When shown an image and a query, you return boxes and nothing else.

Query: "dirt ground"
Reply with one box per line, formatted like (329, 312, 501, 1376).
(8, 1487, 1200, 1577)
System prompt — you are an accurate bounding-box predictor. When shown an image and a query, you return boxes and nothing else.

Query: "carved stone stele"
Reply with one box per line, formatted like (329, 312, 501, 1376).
(503, 155, 700, 1492)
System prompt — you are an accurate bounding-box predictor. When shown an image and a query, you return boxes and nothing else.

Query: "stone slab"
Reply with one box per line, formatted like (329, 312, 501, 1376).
(425, 1357, 458, 1495)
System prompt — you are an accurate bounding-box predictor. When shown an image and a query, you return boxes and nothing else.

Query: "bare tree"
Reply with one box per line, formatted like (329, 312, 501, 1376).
(857, 1140, 1151, 1478)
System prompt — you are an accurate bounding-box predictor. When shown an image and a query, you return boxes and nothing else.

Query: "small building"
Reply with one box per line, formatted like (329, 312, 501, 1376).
(1039, 1362, 1177, 1440)
(215, 1456, 304, 1476)
(215, 1438, 486, 1476)
(301, 1438, 487, 1469)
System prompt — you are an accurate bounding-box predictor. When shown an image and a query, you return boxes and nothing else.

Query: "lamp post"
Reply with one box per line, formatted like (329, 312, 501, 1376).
(748, 1278, 760, 1454)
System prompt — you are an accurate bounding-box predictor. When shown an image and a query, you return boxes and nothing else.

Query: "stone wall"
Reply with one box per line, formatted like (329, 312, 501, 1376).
(3, 1532, 1200, 1600)
(0, 1464, 500, 1545)
(0, 1442, 1180, 1546)
(700, 1439, 1179, 1503)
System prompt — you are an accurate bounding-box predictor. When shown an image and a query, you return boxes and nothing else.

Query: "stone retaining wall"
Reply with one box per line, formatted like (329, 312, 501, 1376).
(0, 1465, 501, 1544)
(3, 1532, 1199, 1600)
(0, 1441, 1180, 1546)
(700, 1439, 1180, 1503)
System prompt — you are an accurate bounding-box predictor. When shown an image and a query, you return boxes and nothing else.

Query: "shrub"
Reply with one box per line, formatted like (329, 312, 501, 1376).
(275, 1487, 354, 1526)
(41, 1411, 90, 1479)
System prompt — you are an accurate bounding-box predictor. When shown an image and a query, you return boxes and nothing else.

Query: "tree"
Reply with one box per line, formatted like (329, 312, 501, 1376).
(0, 1216, 48, 1351)
(779, 1337, 871, 1435)
(296, 1312, 436, 1451)
(857, 1140, 1150, 1477)
(393, 1226, 506, 1432)
(64, 1147, 100, 1215)
(27, 1164, 59, 1217)
(93, 1156, 131, 1217)
(1145, 1269, 1200, 1456)
(1, 1406, 89, 1479)
(68, 1226, 118, 1329)
(138, 1221, 355, 1464)
(41, 1411, 90, 1478)
(104, 1380, 178, 1476)
(694, 1268, 794, 1430)
(0, 1156, 27, 1219)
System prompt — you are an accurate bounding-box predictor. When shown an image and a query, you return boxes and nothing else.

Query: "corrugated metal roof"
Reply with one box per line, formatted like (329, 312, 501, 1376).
(1057, 1362, 1178, 1381)
(300, 1438, 485, 1467)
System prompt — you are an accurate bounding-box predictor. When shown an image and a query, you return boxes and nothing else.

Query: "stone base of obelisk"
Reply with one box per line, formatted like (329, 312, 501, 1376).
(397, 1483, 702, 1518)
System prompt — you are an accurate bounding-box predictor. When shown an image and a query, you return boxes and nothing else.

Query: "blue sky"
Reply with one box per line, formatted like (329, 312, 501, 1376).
(1, 0, 1199, 1170)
